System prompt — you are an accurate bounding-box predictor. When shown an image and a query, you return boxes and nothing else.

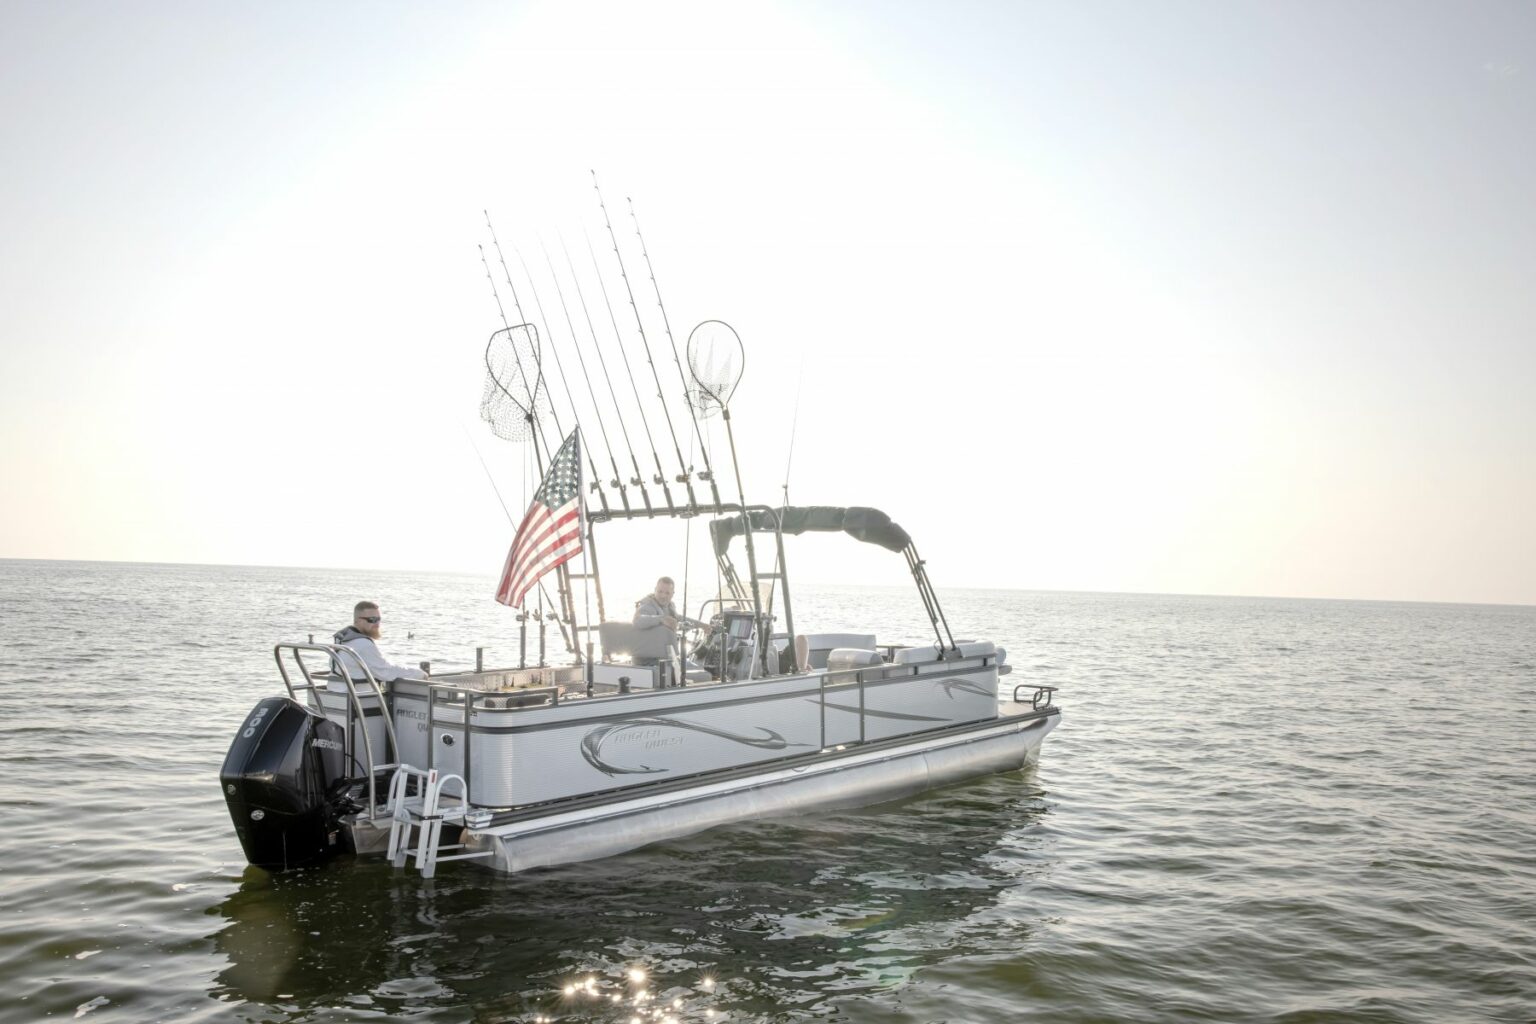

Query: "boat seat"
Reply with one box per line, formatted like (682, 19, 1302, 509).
(769, 634, 812, 673)
(802, 633, 877, 669)
(892, 640, 996, 665)
(892, 645, 940, 666)
(826, 648, 883, 672)
(598, 621, 674, 662)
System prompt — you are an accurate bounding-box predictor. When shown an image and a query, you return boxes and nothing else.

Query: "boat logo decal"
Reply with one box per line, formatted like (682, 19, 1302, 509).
(811, 700, 948, 722)
(937, 677, 992, 700)
(241, 703, 271, 739)
(580, 716, 803, 776)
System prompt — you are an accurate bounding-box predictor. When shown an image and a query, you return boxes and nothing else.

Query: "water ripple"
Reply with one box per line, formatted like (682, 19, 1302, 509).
(1, 563, 1534, 1022)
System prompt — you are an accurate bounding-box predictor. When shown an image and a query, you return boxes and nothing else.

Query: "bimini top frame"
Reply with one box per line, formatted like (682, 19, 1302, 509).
(584, 502, 958, 676)
(710, 504, 959, 663)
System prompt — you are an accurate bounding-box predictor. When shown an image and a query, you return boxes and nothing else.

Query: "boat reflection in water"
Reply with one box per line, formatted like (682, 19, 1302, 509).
(211, 773, 1053, 1019)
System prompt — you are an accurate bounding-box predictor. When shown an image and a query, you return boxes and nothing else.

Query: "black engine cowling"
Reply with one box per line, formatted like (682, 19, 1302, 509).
(220, 696, 349, 871)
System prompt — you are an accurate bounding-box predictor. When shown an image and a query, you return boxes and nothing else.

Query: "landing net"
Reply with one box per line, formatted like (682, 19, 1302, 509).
(480, 324, 548, 442)
(686, 319, 744, 413)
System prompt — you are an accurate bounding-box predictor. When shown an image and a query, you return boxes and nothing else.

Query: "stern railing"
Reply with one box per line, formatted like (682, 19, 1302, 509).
(273, 642, 401, 818)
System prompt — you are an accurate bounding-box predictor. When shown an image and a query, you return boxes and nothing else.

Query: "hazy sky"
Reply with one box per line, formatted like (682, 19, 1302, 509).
(2, 0, 1533, 607)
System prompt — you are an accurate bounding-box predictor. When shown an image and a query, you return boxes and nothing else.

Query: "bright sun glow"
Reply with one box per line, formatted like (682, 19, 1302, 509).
(2, 2, 1531, 606)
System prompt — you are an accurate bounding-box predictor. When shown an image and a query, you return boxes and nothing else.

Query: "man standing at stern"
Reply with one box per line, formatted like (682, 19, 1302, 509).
(333, 601, 427, 681)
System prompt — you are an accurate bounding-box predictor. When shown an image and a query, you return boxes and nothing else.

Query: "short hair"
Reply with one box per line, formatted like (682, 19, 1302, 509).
(354, 600, 379, 617)
(656, 576, 675, 587)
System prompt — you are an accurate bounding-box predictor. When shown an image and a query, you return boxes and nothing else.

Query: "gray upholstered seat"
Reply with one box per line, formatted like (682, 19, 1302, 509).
(826, 648, 883, 672)
(892, 640, 995, 665)
(801, 633, 877, 669)
(598, 621, 674, 662)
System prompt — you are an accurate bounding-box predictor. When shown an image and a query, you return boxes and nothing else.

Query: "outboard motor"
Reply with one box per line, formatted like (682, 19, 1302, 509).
(220, 696, 350, 871)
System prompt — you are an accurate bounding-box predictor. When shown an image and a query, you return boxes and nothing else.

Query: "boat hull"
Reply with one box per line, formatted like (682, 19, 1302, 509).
(317, 653, 1006, 810)
(379, 705, 1060, 874)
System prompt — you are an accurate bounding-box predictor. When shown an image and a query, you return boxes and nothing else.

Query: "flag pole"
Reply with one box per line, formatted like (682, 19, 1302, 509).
(578, 427, 595, 690)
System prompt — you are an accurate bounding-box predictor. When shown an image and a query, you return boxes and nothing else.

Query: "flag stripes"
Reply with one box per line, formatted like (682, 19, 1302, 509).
(496, 431, 584, 609)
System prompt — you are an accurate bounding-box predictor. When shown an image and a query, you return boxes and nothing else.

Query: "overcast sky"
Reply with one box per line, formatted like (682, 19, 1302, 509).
(2, 0, 1532, 606)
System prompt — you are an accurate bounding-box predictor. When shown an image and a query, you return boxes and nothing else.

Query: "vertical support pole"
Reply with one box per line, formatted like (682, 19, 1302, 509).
(819, 675, 827, 749)
(905, 544, 957, 652)
(721, 410, 768, 675)
(858, 669, 866, 744)
(426, 688, 436, 773)
(417, 768, 440, 878)
(772, 523, 798, 673)
(463, 691, 473, 807)
(344, 682, 356, 777)
(585, 519, 607, 623)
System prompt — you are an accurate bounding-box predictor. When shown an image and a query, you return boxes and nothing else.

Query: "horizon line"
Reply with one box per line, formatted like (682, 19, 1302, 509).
(1, 555, 1530, 611)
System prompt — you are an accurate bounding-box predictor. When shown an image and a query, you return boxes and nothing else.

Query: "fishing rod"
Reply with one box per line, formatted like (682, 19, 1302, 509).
(542, 239, 630, 514)
(585, 229, 673, 512)
(479, 244, 559, 660)
(516, 243, 609, 656)
(565, 235, 654, 516)
(484, 213, 560, 459)
(486, 213, 530, 326)
(592, 170, 697, 509)
(478, 242, 553, 466)
(478, 245, 513, 358)
(629, 197, 723, 511)
(487, 212, 596, 656)
(514, 242, 610, 516)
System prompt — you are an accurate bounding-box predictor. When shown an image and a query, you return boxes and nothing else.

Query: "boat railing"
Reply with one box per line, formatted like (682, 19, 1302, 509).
(812, 648, 1004, 748)
(695, 596, 753, 620)
(412, 680, 563, 806)
(409, 653, 1003, 804)
(275, 644, 1006, 812)
(273, 642, 401, 818)
(1012, 683, 1057, 710)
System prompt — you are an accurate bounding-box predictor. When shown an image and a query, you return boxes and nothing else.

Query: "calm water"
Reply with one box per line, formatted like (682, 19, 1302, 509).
(2, 560, 1533, 1023)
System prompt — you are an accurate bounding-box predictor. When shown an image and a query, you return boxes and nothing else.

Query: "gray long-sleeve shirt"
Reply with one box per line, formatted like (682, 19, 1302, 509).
(333, 626, 427, 682)
(633, 594, 678, 630)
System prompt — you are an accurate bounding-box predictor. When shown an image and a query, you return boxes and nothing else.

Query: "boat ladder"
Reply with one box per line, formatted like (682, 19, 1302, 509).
(384, 766, 493, 878)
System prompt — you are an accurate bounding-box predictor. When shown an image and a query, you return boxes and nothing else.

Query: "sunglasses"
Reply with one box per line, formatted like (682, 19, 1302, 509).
(360, 616, 381, 624)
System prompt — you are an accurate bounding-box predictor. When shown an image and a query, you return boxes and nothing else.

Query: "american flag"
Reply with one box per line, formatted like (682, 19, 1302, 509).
(495, 430, 583, 608)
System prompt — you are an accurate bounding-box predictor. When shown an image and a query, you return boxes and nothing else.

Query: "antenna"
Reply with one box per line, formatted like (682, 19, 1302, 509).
(782, 354, 804, 506)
